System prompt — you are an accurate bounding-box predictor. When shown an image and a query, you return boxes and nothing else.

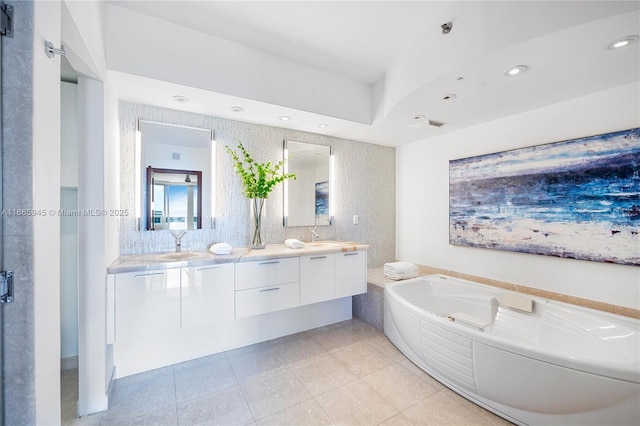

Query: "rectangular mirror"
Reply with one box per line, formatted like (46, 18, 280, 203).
(139, 120, 214, 230)
(284, 140, 332, 227)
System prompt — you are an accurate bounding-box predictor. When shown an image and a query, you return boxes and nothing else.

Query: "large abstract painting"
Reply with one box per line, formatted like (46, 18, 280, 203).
(449, 128, 639, 265)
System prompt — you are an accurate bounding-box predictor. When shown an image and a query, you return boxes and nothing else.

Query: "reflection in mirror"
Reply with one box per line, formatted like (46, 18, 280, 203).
(284, 140, 331, 227)
(138, 120, 214, 230)
(147, 167, 202, 230)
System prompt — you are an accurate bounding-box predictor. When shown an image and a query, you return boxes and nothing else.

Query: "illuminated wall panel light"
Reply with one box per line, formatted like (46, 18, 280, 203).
(329, 152, 335, 221)
(283, 146, 289, 224)
(211, 133, 217, 227)
(134, 124, 142, 229)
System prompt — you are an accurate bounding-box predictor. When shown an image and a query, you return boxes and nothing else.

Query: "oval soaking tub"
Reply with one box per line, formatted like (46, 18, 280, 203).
(384, 274, 640, 426)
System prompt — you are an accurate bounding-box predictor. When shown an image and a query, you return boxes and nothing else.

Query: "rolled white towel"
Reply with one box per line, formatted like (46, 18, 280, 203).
(285, 238, 305, 249)
(384, 261, 418, 280)
(210, 242, 232, 255)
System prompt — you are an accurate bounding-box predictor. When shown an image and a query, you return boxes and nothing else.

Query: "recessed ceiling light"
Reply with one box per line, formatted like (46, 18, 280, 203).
(230, 106, 245, 112)
(504, 65, 527, 76)
(318, 123, 330, 129)
(441, 93, 457, 101)
(608, 35, 638, 50)
(279, 116, 292, 121)
(172, 95, 190, 103)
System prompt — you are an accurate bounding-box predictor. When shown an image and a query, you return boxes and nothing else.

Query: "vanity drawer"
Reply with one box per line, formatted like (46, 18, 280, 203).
(235, 282, 300, 318)
(235, 257, 299, 290)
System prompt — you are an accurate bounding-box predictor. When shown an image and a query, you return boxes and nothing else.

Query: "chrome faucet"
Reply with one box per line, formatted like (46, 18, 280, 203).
(170, 230, 186, 253)
(308, 225, 319, 243)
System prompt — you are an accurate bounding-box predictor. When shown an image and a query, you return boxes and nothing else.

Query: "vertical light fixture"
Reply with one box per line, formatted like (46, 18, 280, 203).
(134, 119, 142, 230)
(211, 130, 216, 228)
(283, 140, 289, 225)
(329, 149, 335, 224)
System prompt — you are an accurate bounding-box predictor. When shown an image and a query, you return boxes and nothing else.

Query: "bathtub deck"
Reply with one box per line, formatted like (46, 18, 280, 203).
(360, 265, 639, 322)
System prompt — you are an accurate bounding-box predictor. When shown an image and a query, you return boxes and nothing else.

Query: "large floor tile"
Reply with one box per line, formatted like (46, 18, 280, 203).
(315, 379, 398, 425)
(440, 388, 513, 425)
(240, 369, 312, 420)
(177, 385, 254, 426)
(101, 374, 176, 424)
(117, 405, 179, 425)
(272, 336, 329, 364)
(362, 363, 439, 411)
(255, 399, 333, 426)
(228, 346, 286, 382)
(364, 335, 407, 363)
(112, 366, 174, 389)
(397, 359, 445, 391)
(332, 341, 395, 377)
(378, 412, 415, 426)
(311, 322, 381, 352)
(174, 358, 237, 403)
(290, 354, 358, 396)
(401, 389, 493, 426)
(225, 341, 273, 359)
(268, 331, 310, 346)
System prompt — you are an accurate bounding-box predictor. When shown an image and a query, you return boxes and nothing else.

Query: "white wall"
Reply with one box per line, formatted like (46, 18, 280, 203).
(397, 82, 640, 310)
(33, 1, 62, 423)
(106, 4, 371, 125)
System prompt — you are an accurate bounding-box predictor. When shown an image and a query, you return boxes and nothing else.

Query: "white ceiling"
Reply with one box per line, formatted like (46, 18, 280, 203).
(105, 1, 640, 146)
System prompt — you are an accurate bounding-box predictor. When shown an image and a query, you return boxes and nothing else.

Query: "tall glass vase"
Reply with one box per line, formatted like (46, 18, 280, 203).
(250, 198, 267, 249)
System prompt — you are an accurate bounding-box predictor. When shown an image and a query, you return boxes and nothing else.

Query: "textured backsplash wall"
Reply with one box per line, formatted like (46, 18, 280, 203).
(119, 102, 395, 267)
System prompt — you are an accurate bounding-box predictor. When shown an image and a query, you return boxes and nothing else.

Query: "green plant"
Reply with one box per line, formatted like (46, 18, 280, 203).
(226, 141, 296, 199)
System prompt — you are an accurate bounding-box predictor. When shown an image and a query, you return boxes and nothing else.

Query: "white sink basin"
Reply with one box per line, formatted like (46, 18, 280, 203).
(158, 252, 201, 260)
(306, 241, 340, 247)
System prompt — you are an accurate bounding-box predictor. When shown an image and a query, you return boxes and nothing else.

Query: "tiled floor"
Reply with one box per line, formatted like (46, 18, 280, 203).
(62, 318, 512, 425)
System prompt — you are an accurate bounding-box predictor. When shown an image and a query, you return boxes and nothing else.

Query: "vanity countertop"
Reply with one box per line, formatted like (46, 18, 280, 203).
(107, 241, 369, 274)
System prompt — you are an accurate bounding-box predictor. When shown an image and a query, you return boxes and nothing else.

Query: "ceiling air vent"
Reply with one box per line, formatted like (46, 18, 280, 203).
(428, 120, 445, 128)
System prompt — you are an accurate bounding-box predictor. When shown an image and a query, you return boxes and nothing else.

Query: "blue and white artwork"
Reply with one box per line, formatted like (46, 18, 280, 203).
(315, 181, 330, 225)
(449, 128, 639, 265)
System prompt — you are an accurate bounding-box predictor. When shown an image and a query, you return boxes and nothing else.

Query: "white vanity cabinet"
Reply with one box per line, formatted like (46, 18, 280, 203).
(300, 254, 336, 305)
(235, 257, 300, 318)
(335, 250, 367, 298)
(109, 243, 367, 378)
(181, 263, 235, 329)
(115, 269, 181, 341)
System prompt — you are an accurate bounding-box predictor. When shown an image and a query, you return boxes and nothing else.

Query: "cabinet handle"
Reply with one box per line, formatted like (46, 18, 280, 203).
(134, 272, 164, 278)
(259, 261, 280, 265)
(310, 256, 327, 260)
(344, 252, 360, 256)
(196, 266, 222, 271)
(259, 287, 280, 292)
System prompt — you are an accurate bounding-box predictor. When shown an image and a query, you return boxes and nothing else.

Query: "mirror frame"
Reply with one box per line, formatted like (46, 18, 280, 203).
(283, 139, 333, 227)
(146, 167, 203, 230)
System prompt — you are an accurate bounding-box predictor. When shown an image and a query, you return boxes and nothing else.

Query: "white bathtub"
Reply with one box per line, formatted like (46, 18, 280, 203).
(384, 274, 640, 426)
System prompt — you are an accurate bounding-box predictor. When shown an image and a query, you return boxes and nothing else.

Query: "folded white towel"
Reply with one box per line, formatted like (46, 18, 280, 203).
(384, 261, 418, 280)
(210, 242, 232, 255)
(285, 238, 305, 249)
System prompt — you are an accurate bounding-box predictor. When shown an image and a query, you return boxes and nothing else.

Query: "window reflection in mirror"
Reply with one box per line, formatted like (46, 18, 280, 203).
(147, 167, 202, 230)
(284, 140, 331, 227)
(139, 120, 214, 230)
